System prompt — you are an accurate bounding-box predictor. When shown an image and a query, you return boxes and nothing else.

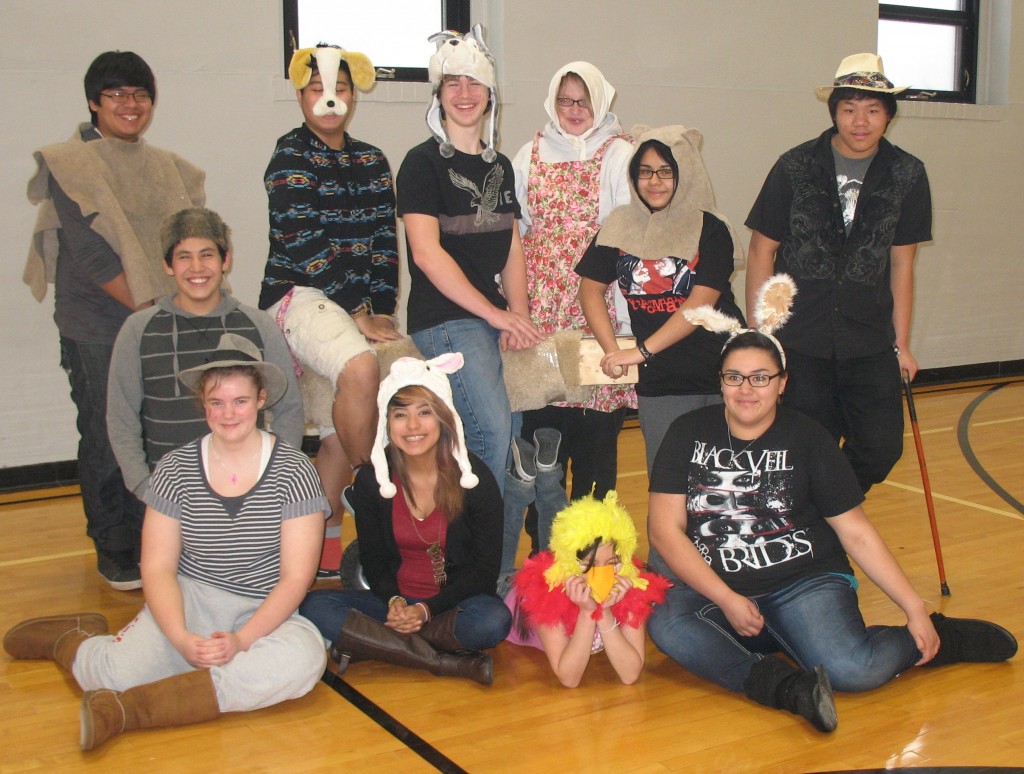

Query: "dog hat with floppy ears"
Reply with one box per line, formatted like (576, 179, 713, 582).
(289, 44, 376, 117)
(425, 24, 499, 162)
(683, 274, 797, 367)
(370, 354, 479, 498)
(814, 53, 908, 100)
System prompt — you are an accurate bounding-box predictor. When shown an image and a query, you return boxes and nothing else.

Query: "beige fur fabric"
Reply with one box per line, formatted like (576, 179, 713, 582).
(25, 125, 205, 304)
(597, 124, 744, 268)
(297, 333, 591, 428)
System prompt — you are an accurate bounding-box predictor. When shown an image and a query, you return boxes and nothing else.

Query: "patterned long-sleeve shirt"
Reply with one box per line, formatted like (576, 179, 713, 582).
(259, 125, 398, 315)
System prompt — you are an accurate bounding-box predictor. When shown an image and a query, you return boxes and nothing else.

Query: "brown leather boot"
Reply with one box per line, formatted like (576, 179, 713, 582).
(418, 609, 464, 652)
(80, 669, 220, 751)
(329, 610, 493, 685)
(3, 613, 108, 670)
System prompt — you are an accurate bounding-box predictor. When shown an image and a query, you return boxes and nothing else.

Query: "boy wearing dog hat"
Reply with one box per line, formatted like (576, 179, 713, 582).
(744, 53, 932, 493)
(24, 51, 205, 590)
(108, 207, 303, 510)
(259, 44, 401, 570)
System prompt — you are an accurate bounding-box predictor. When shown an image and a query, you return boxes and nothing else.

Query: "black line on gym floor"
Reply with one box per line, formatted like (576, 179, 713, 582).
(321, 669, 468, 774)
(957, 383, 1024, 515)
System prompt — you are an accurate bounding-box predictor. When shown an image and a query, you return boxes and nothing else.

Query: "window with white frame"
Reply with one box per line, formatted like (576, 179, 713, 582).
(283, 0, 470, 82)
(878, 1, 979, 102)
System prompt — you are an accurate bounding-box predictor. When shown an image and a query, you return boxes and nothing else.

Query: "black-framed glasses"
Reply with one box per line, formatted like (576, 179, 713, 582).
(555, 96, 590, 110)
(637, 167, 675, 180)
(720, 372, 784, 388)
(99, 89, 153, 105)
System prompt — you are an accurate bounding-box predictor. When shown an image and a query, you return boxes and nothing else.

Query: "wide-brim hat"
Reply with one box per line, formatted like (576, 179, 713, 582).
(815, 53, 908, 100)
(178, 333, 288, 407)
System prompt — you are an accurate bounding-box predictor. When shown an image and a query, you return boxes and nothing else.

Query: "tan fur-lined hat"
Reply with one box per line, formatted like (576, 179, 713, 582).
(160, 208, 231, 261)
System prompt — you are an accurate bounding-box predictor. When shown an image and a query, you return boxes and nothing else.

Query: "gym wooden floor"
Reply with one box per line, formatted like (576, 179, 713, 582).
(2, 379, 1021, 773)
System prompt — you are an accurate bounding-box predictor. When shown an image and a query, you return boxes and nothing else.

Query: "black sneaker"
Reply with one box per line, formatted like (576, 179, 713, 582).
(927, 612, 1018, 666)
(533, 428, 561, 471)
(97, 552, 142, 591)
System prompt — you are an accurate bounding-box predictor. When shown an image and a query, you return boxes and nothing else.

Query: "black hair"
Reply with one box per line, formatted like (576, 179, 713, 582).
(718, 330, 786, 373)
(629, 139, 678, 209)
(827, 87, 897, 125)
(84, 51, 156, 126)
(576, 536, 604, 573)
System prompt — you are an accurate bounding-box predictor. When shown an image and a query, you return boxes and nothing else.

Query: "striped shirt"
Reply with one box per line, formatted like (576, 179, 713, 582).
(145, 435, 327, 599)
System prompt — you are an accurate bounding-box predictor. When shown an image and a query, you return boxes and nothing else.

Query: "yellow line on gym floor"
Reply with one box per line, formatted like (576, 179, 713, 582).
(0, 549, 94, 568)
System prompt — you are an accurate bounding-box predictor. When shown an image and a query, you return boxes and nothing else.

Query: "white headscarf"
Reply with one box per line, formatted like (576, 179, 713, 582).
(543, 61, 616, 143)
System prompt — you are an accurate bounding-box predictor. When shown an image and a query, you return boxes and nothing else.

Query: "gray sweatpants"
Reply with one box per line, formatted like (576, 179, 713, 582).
(638, 393, 723, 475)
(73, 575, 327, 713)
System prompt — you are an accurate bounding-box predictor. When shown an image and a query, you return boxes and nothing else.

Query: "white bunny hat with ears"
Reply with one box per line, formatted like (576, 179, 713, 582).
(371, 353, 480, 498)
(683, 274, 798, 368)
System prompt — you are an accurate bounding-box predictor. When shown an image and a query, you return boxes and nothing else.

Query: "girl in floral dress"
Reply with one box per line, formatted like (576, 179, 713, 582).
(510, 62, 636, 551)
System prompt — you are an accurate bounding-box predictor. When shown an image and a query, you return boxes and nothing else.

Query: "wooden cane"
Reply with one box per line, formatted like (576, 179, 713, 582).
(902, 369, 951, 596)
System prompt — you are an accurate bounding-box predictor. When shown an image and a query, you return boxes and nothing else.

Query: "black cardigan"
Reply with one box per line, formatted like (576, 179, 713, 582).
(350, 452, 503, 616)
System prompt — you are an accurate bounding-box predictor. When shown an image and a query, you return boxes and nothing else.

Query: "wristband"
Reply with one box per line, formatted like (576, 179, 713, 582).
(415, 602, 431, 622)
(388, 595, 406, 608)
(638, 340, 654, 362)
(349, 303, 370, 320)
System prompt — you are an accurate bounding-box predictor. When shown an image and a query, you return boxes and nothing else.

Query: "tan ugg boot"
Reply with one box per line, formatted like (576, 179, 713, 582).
(80, 669, 220, 751)
(3, 613, 108, 670)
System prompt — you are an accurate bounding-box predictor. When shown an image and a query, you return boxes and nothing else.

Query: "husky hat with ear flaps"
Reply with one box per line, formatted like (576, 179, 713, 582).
(683, 274, 797, 367)
(370, 353, 479, 498)
(289, 44, 376, 117)
(425, 24, 499, 162)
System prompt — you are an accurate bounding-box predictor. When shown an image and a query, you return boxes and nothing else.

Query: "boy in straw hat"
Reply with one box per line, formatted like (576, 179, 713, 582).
(108, 207, 303, 516)
(745, 53, 932, 493)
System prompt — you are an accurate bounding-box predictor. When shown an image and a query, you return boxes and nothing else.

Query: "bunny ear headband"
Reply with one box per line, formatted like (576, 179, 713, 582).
(682, 274, 797, 368)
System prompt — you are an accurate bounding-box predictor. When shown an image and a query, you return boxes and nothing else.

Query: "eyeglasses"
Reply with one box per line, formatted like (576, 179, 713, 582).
(99, 89, 153, 105)
(637, 167, 675, 180)
(720, 372, 784, 388)
(556, 96, 590, 110)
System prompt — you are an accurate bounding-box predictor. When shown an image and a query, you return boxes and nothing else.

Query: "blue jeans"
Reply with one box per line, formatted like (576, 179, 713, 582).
(782, 349, 904, 493)
(412, 319, 512, 495)
(299, 589, 512, 650)
(501, 463, 568, 588)
(60, 337, 145, 558)
(647, 557, 921, 693)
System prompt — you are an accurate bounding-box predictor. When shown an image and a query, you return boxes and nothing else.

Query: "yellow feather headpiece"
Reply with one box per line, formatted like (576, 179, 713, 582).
(543, 491, 648, 592)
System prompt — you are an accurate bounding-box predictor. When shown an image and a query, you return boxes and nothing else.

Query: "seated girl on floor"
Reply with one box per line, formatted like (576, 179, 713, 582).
(3, 333, 327, 750)
(300, 354, 511, 685)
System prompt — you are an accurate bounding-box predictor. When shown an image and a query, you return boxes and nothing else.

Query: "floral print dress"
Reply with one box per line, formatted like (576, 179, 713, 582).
(523, 132, 637, 412)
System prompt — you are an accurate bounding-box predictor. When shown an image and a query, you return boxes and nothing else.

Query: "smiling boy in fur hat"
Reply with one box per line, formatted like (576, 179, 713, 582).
(745, 53, 932, 493)
(108, 208, 303, 511)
